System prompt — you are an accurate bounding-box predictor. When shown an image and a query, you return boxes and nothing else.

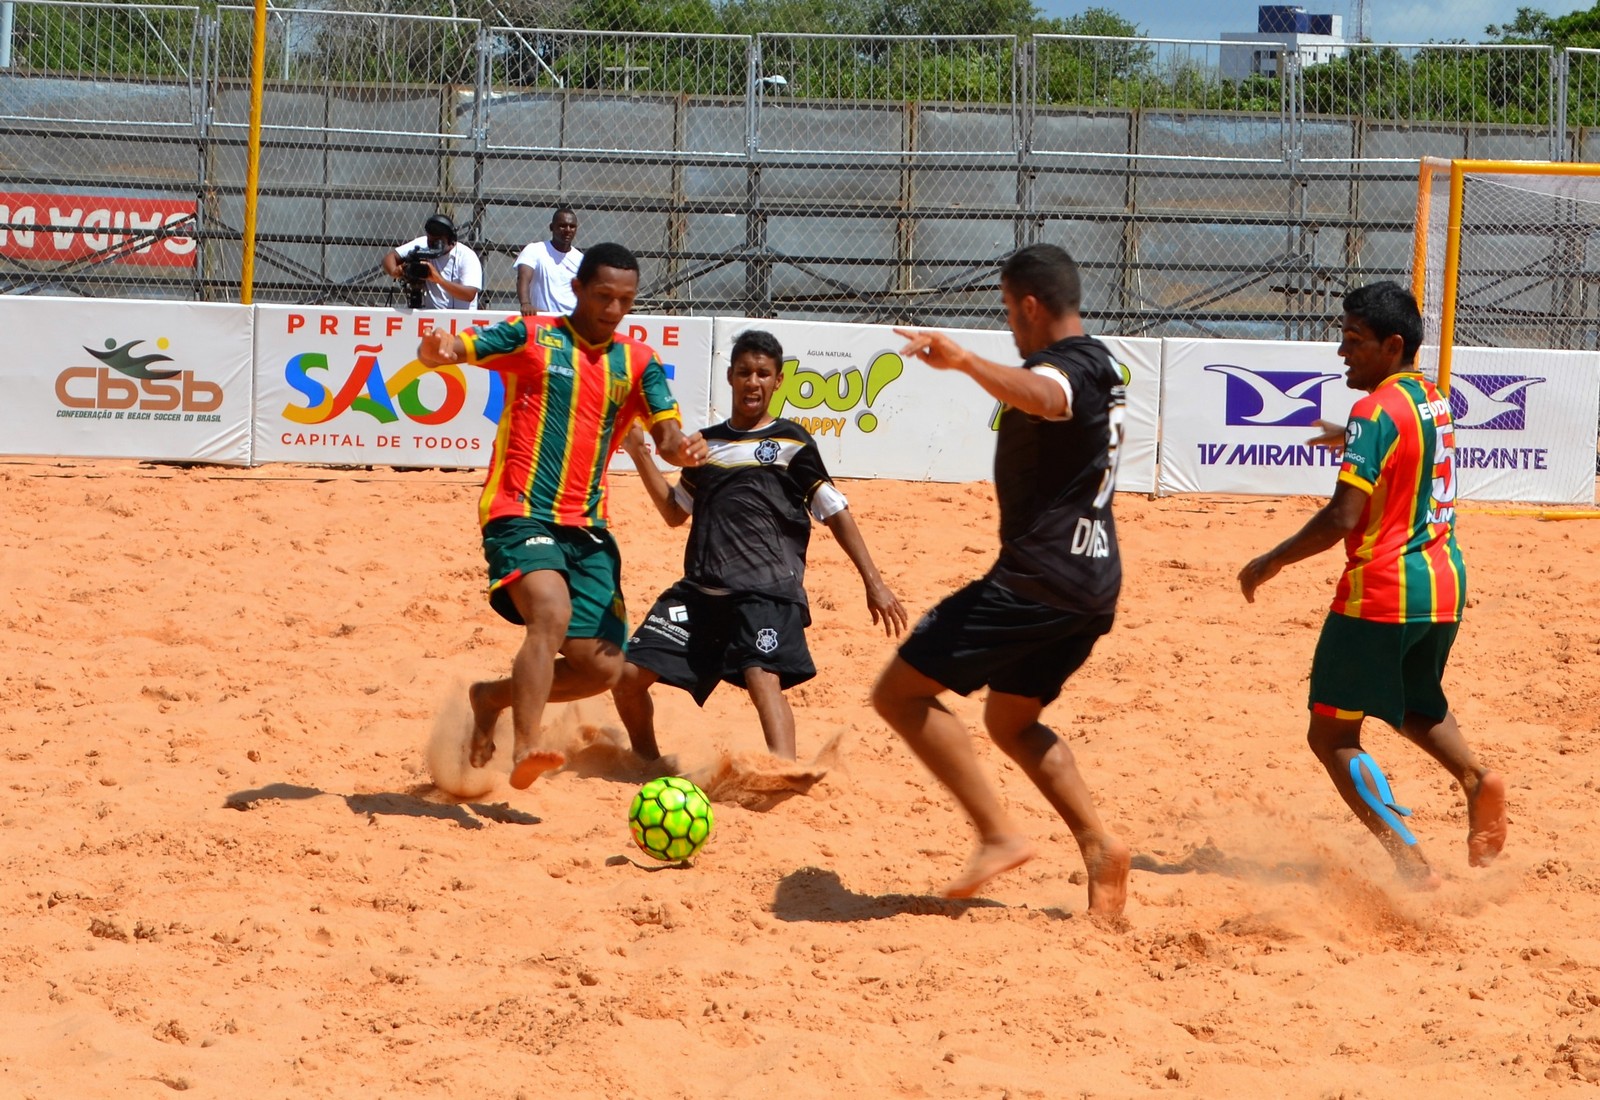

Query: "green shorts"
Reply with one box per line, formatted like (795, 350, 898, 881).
(1308, 612, 1458, 728)
(481, 516, 628, 648)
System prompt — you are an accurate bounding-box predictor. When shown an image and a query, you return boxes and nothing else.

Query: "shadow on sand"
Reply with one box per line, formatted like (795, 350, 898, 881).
(770, 866, 1008, 923)
(222, 781, 541, 829)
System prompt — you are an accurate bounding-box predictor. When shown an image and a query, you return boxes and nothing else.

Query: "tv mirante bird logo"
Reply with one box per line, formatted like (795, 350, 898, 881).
(85, 337, 179, 380)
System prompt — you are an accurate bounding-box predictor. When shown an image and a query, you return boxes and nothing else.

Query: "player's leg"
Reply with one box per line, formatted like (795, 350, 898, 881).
(475, 517, 571, 775)
(546, 525, 630, 704)
(612, 661, 664, 759)
(873, 656, 1032, 898)
(1306, 712, 1437, 888)
(728, 596, 812, 760)
(984, 690, 1129, 916)
(612, 584, 723, 760)
(1400, 710, 1505, 867)
(497, 568, 574, 788)
(1392, 623, 1504, 866)
(742, 668, 797, 759)
(1306, 613, 1438, 888)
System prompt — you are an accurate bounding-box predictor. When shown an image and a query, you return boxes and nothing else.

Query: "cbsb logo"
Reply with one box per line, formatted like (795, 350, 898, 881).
(1205, 365, 1339, 427)
(55, 336, 222, 412)
(1447, 374, 1544, 430)
(283, 344, 488, 426)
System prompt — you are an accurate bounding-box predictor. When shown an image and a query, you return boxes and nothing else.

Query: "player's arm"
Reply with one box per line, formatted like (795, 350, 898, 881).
(635, 356, 708, 468)
(1238, 480, 1370, 603)
(621, 423, 691, 527)
(812, 484, 908, 637)
(894, 327, 1067, 420)
(417, 318, 528, 368)
(649, 417, 707, 469)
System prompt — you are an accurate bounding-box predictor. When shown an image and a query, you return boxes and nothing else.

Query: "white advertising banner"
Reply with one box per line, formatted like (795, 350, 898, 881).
(1159, 339, 1599, 504)
(252, 307, 713, 469)
(0, 296, 253, 464)
(708, 319, 1161, 491)
(1446, 346, 1600, 505)
(1157, 338, 1360, 497)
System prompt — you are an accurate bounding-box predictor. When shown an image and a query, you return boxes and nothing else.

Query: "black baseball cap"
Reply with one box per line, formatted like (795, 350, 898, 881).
(424, 213, 456, 241)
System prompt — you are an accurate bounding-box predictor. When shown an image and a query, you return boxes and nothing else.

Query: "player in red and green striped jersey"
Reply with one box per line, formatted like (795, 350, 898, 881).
(1239, 281, 1506, 889)
(419, 242, 709, 790)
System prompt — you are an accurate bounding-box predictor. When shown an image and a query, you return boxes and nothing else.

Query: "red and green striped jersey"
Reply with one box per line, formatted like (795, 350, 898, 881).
(461, 317, 680, 529)
(1332, 371, 1466, 623)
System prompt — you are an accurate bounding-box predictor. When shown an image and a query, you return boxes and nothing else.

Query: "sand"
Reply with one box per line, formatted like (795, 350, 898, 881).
(2, 458, 1598, 1098)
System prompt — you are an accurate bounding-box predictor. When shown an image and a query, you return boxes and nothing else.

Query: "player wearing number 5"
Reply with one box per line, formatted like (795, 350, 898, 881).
(1239, 281, 1507, 888)
(874, 243, 1132, 917)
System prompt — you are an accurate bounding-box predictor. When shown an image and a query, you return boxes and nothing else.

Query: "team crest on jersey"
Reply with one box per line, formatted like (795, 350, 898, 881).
(535, 326, 564, 350)
(754, 438, 781, 465)
(755, 627, 779, 653)
(607, 372, 630, 405)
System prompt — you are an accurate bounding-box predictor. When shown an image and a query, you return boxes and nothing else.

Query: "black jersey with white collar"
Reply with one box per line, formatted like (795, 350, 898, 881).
(675, 418, 834, 606)
(988, 335, 1126, 615)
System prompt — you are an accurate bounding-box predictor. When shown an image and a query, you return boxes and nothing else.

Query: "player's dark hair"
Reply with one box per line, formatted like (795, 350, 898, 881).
(731, 329, 784, 370)
(1000, 243, 1081, 316)
(1343, 281, 1423, 364)
(551, 205, 577, 224)
(575, 242, 639, 283)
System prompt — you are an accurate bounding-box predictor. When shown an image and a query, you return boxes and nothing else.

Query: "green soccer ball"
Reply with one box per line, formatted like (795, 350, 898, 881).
(628, 776, 714, 862)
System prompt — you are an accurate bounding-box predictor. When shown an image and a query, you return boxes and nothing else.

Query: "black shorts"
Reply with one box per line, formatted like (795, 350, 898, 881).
(897, 575, 1114, 705)
(625, 581, 816, 706)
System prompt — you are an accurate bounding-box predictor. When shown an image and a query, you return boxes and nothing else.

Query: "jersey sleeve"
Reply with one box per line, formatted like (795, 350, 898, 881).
(1337, 397, 1395, 494)
(786, 435, 846, 520)
(461, 318, 531, 367)
(1026, 363, 1075, 421)
(670, 479, 695, 515)
(638, 355, 681, 426)
(676, 465, 701, 512)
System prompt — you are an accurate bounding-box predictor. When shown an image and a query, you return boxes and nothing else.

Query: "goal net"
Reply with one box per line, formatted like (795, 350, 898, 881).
(1411, 158, 1600, 505)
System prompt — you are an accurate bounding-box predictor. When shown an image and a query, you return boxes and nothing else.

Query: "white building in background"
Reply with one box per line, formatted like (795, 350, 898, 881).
(1220, 5, 1350, 80)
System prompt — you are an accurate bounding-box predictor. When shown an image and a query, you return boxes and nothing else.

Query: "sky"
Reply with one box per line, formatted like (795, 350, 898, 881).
(1033, 1, 1563, 44)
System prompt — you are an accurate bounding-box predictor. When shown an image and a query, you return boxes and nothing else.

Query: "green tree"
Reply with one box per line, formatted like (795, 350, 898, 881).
(1032, 7, 1154, 107)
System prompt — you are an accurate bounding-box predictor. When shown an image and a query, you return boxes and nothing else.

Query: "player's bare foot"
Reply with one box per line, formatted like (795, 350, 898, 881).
(1467, 770, 1507, 867)
(941, 835, 1035, 899)
(1083, 835, 1131, 917)
(509, 750, 565, 790)
(467, 682, 503, 768)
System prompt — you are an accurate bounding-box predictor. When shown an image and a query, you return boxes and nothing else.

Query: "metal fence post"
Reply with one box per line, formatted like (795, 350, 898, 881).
(745, 36, 769, 314)
(1556, 47, 1570, 162)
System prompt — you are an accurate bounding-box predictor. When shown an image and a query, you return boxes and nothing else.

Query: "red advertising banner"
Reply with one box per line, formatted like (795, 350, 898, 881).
(0, 192, 197, 267)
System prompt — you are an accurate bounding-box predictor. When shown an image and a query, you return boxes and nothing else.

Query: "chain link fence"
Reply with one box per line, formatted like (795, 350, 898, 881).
(4, 4, 1600, 344)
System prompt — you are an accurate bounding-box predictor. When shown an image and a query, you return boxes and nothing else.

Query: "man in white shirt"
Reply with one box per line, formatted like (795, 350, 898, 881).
(382, 213, 482, 310)
(515, 206, 583, 316)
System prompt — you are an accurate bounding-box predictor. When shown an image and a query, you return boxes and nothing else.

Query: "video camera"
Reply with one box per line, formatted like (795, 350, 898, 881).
(400, 246, 446, 309)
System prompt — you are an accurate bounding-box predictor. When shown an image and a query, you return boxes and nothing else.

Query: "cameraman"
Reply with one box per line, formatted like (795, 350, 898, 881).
(382, 213, 482, 310)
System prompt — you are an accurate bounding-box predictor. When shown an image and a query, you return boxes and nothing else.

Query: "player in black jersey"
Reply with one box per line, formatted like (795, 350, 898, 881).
(615, 329, 907, 760)
(875, 243, 1132, 917)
